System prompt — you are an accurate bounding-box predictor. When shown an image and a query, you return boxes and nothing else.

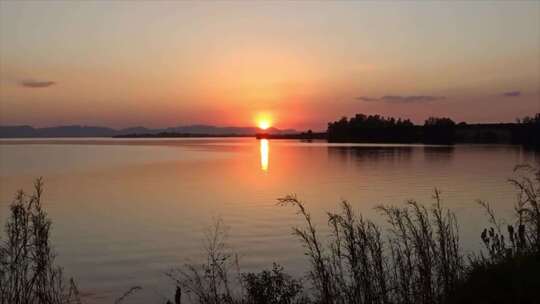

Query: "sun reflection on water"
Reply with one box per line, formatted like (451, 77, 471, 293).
(260, 139, 269, 172)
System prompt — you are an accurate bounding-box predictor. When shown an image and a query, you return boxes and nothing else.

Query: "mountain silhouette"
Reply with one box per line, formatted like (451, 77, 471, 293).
(0, 125, 297, 138)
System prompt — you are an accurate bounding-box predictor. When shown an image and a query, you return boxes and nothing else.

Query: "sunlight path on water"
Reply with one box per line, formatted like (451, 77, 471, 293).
(260, 139, 269, 172)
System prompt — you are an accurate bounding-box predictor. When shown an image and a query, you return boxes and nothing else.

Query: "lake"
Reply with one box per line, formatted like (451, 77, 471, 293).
(0, 138, 538, 303)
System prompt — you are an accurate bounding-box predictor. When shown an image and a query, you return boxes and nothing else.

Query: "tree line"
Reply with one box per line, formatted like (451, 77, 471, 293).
(326, 113, 540, 148)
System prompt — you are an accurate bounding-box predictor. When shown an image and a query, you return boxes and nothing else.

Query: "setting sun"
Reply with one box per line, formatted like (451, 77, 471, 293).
(258, 120, 271, 130)
(255, 113, 273, 130)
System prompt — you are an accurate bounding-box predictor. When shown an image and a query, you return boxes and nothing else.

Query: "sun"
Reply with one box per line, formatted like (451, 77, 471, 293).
(255, 113, 273, 130)
(258, 119, 271, 130)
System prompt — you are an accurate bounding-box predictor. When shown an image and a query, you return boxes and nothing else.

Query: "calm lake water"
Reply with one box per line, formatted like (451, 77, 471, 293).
(0, 138, 538, 303)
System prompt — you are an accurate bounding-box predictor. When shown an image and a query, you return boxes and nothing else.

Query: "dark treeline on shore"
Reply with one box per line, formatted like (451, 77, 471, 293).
(1, 166, 539, 304)
(3, 115, 538, 149)
(326, 113, 540, 147)
(116, 132, 253, 138)
(258, 113, 540, 149)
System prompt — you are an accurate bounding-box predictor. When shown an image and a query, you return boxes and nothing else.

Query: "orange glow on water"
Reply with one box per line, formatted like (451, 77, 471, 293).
(260, 139, 269, 172)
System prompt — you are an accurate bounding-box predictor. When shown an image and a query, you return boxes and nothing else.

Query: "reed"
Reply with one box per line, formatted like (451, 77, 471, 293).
(167, 219, 238, 304)
(450, 165, 540, 303)
(0, 178, 78, 304)
(0, 179, 142, 304)
(278, 190, 463, 304)
(166, 219, 309, 304)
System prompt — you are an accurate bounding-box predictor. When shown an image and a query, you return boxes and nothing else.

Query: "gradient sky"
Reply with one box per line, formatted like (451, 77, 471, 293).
(1, 1, 539, 130)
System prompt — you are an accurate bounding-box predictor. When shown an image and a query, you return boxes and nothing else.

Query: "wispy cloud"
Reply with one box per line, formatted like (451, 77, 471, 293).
(20, 80, 56, 88)
(502, 91, 521, 97)
(356, 96, 380, 102)
(357, 95, 445, 103)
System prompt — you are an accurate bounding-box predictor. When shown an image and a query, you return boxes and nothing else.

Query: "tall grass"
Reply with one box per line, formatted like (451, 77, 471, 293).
(449, 165, 540, 304)
(0, 179, 141, 304)
(166, 219, 308, 304)
(167, 219, 239, 304)
(278, 190, 463, 304)
(0, 178, 79, 304)
(509, 164, 540, 254)
(472, 164, 540, 263)
(167, 191, 466, 304)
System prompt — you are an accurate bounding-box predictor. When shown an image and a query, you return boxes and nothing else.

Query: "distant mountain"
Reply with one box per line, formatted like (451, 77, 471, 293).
(163, 125, 296, 135)
(0, 125, 118, 138)
(0, 126, 38, 137)
(118, 126, 155, 135)
(0, 125, 298, 138)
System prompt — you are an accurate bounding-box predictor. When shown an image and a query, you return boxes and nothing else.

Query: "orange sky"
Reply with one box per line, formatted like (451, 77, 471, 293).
(1, 1, 539, 130)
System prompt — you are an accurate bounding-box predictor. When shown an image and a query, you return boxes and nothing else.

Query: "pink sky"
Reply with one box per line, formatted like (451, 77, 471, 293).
(1, 1, 539, 130)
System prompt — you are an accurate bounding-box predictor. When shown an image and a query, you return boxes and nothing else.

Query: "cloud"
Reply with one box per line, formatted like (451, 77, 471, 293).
(357, 95, 445, 103)
(20, 80, 56, 88)
(502, 91, 521, 97)
(381, 95, 446, 103)
(356, 96, 380, 102)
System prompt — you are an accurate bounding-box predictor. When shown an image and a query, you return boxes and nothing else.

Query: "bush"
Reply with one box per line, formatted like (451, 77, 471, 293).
(167, 219, 238, 304)
(0, 178, 79, 304)
(0, 179, 141, 304)
(241, 263, 308, 304)
(451, 165, 540, 304)
(167, 219, 309, 304)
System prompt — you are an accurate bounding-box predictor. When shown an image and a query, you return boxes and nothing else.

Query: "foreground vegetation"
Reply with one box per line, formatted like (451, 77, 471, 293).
(1, 166, 539, 304)
(167, 165, 540, 304)
(0, 178, 80, 304)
